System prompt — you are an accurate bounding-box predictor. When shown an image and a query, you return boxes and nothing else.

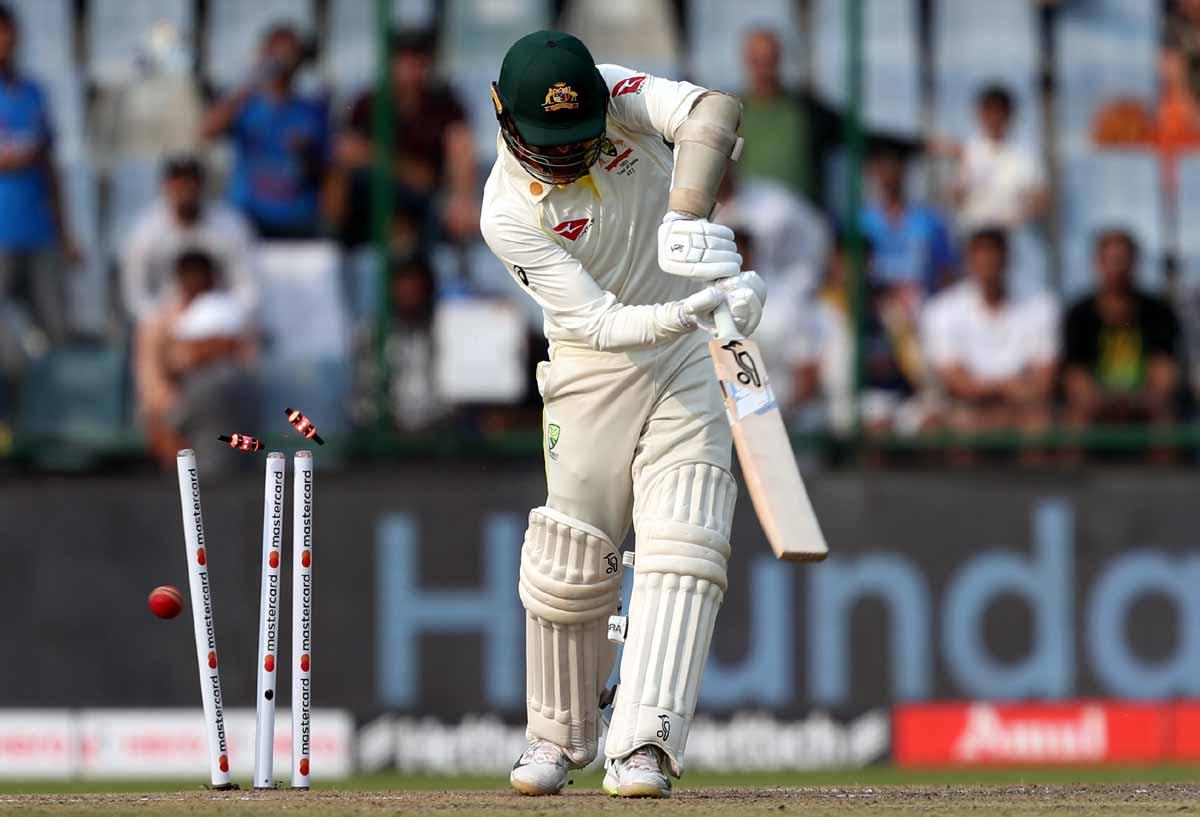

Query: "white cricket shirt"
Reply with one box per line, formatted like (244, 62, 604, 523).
(922, 279, 1059, 382)
(481, 65, 709, 352)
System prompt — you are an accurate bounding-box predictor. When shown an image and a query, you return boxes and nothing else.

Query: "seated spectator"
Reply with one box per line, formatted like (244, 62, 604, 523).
(0, 3, 80, 351)
(942, 84, 1047, 231)
(203, 24, 329, 239)
(859, 145, 957, 294)
(327, 30, 476, 248)
(122, 155, 257, 325)
(1063, 229, 1181, 432)
(136, 249, 257, 472)
(923, 228, 1058, 446)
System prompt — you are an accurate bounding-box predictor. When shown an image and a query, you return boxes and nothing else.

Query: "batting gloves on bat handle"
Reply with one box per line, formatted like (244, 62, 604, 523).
(678, 270, 767, 336)
(658, 211, 743, 280)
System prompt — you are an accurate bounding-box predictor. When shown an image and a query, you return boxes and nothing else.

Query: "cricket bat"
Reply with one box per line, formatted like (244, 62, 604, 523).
(710, 303, 829, 562)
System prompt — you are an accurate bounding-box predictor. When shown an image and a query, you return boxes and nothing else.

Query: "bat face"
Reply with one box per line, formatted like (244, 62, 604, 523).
(709, 335, 829, 562)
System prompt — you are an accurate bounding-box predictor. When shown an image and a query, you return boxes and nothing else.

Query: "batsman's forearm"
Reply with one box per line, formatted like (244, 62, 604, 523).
(669, 92, 743, 218)
(557, 296, 695, 352)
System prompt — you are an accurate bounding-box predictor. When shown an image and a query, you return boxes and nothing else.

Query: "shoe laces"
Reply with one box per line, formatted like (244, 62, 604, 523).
(521, 739, 566, 766)
(623, 746, 664, 773)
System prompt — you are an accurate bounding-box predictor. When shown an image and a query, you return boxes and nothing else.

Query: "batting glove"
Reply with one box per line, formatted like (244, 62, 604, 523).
(658, 211, 742, 281)
(719, 270, 767, 337)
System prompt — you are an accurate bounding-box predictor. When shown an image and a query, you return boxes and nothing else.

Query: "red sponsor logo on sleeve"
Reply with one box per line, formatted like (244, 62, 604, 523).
(553, 218, 590, 241)
(612, 75, 646, 97)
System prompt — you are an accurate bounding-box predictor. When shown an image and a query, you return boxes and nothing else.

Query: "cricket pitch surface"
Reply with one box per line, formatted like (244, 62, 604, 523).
(2, 784, 1199, 817)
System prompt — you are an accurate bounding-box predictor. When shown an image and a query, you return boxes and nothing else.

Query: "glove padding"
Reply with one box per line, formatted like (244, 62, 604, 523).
(658, 211, 742, 281)
(676, 271, 767, 336)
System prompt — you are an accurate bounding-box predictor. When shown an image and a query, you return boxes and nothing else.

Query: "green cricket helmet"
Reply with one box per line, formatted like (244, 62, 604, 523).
(491, 30, 608, 185)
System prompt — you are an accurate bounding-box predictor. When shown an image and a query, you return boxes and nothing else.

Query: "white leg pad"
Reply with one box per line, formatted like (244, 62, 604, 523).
(520, 506, 623, 767)
(605, 462, 736, 776)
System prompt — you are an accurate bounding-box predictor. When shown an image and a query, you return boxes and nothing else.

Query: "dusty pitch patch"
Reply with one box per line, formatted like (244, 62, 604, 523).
(1, 785, 1198, 816)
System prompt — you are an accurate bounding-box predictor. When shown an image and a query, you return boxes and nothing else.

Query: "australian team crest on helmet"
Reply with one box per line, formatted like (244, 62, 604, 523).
(543, 82, 580, 112)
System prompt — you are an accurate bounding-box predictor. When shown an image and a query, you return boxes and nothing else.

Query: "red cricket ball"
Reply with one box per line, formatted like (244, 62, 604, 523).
(148, 586, 183, 619)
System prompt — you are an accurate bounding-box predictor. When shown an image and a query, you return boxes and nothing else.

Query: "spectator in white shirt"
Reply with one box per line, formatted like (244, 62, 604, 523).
(923, 228, 1058, 443)
(122, 155, 257, 325)
(944, 85, 1048, 231)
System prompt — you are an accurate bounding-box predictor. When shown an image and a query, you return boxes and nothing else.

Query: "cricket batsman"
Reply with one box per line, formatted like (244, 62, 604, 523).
(480, 31, 765, 798)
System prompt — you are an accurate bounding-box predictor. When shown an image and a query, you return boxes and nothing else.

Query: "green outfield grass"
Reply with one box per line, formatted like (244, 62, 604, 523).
(0, 764, 1196, 794)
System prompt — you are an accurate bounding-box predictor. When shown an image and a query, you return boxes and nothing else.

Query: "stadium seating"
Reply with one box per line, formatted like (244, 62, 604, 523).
(439, 0, 551, 159)
(1010, 228, 1050, 299)
(4, 0, 82, 159)
(1059, 150, 1163, 295)
(44, 76, 85, 162)
(932, 0, 1041, 147)
(685, 0, 804, 92)
(1175, 157, 1200, 287)
(205, 0, 316, 90)
(1054, 0, 1159, 154)
(394, 0, 436, 28)
(326, 0, 379, 96)
(254, 242, 352, 447)
(812, 0, 921, 135)
(87, 0, 194, 87)
(106, 157, 160, 256)
(561, 0, 682, 80)
(61, 159, 108, 335)
(7, 0, 72, 80)
(16, 343, 131, 468)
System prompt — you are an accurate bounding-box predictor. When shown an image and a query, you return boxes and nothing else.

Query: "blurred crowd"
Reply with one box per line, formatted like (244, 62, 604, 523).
(0, 0, 1198, 470)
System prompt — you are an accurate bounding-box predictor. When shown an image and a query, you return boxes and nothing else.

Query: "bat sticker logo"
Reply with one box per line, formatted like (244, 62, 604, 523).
(721, 340, 761, 387)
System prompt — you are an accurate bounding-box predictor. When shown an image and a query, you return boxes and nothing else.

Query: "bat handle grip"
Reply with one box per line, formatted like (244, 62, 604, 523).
(712, 294, 742, 341)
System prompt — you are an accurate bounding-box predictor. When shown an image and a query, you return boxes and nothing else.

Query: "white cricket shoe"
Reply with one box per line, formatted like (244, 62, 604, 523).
(509, 739, 570, 796)
(602, 745, 672, 798)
